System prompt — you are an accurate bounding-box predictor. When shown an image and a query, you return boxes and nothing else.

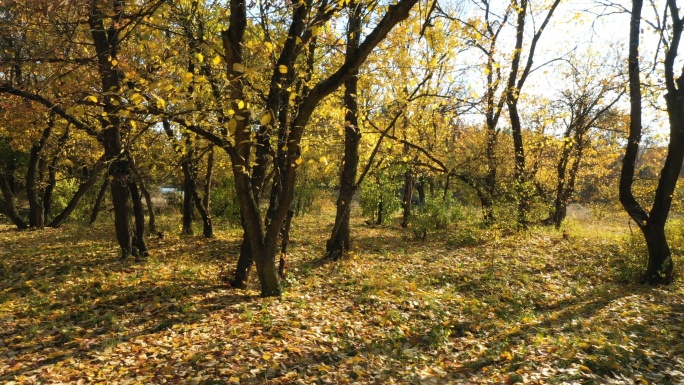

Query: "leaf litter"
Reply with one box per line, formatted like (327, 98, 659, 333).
(1, 206, 683, 384)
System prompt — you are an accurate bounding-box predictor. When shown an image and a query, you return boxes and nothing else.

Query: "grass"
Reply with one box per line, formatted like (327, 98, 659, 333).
(1, 200, 683, 384)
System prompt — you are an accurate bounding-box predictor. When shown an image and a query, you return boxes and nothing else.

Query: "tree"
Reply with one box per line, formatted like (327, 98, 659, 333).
(619, 0, 684, 284)
(545, 54, 624, 228)
(177, 0, 420, 296)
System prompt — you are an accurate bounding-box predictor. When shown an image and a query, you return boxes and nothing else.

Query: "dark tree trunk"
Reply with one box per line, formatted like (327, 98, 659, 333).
(108, 151, 134, 260)
(90, 175, 110, 225)
(482, 128, 497, 226)
(42, 160, 57, 220)
(89, 0, 140, 259)
(181, 154, 195, 235)
(192, 188, 213, 238)
(0, 172, 28, 229)
(401, 169, 414, 228)
(138, 175, 156, 234)
(416, 177, 425, 205)
(194, 0, 419, 296)
(26, 119, 54, 228)
(279, 209, 293, 277)
(203, 145, 214, 212)
(231, 225, 254, 289)
(129, 180, 148, 257)
(620, 0, 683, 284)
(327, 1, 362, 260)
(42, 125, 70, 220)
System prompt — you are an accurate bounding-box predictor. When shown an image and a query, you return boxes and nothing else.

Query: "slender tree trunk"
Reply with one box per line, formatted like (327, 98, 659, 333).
(138, 176, 156, 234)
(279, 209, 293, 277)
(203, 145, 214, 211)
(231, 225, 253, 288)
(48, 157, 106, 227)
(620, 0, 682, 284)
(0, 172, 28, 229)
(130, 162, 156, 234)
(193, 188, 213, 238)
(401, 168, 414, 228)
(26, 120, 54, 228)
(482, 127, 497, 226)
(181, 154, 195, 235)
(129, 180, 148, 257)
(327, 1, 362, 260)
(43, 125, 69, 221)
(90, 175, 110, 225)
(42, 160, 57, 221)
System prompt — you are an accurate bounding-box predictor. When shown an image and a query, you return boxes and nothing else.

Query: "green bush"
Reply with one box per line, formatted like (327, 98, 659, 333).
(210, 180, 241, 225)
(410, 194, 463, 239)
(360, 171, 401, 225)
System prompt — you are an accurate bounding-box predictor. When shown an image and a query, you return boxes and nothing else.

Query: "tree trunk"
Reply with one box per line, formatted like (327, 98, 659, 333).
(43, 125, 70, 221)
(138, 176, 156, 234)
(129, 180, 148, 257)
(89, 0, 136, 259)
(193, 188, 213, 238)
(90, 175, 110, 225)
(108, 151, 133, 260)
(48, 157, 106, 227)
(620, 0, 682, 284)
(181, 157, 195, 235)
(26, 120, 54, 229)
(130, 162, 156, 234)
(279, 209, 293, 277)
(231, 227, 254, 288)
(0, 171, 28, 229)
(401, 169, 414, 228)
(327, 1, 362, 260)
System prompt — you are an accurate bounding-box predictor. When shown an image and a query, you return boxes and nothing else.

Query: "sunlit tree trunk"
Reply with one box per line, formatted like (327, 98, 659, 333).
(327, 1, 362, 260)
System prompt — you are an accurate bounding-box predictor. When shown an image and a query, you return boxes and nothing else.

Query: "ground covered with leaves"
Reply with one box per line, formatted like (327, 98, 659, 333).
(2, 203, 684, 384)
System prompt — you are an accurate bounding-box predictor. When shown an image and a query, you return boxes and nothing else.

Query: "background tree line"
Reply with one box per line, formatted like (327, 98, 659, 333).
(1, 0, 683, 295)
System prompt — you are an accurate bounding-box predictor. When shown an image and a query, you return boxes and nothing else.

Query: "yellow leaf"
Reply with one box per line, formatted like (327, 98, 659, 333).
(311, 25, 319, 37)
(84, 95, 98, 103)
(184, 72, 194, 83)
(233, 63, 245, 73)
(212, 56, 221, 65)
(196, 53, 204, 62)
(578, 365, 592, 373)
(295, 157, 303, 165)
(278, 65, 288, 74)
(227, 119, 237, 134)
(111, 59, 118, 66)
(260, 114, 272, 126)
(265, 42, 273, 51)
(130, 93, 144, 105)
(156, 98, 166, 109)
(229, 377, 240, 384)
(262, 353, 272, 360)
(237, 100, 245, 109)
(319, 156, 327, 165)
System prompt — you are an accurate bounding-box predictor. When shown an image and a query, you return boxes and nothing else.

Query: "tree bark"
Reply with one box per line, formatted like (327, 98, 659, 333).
(89, 0, 140, 259)
(90, 175, 110, 225)
(181, 148, 196, 235)
(619, 0, 683, 284)
(129, 180, 148, 257)
(26, 119, 54, 228)
(327, 0, 362, 260)
(0, 171, 28, 229)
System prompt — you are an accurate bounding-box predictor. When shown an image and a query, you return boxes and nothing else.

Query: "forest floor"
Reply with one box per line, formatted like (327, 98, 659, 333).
(1, 201, 684, 385)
